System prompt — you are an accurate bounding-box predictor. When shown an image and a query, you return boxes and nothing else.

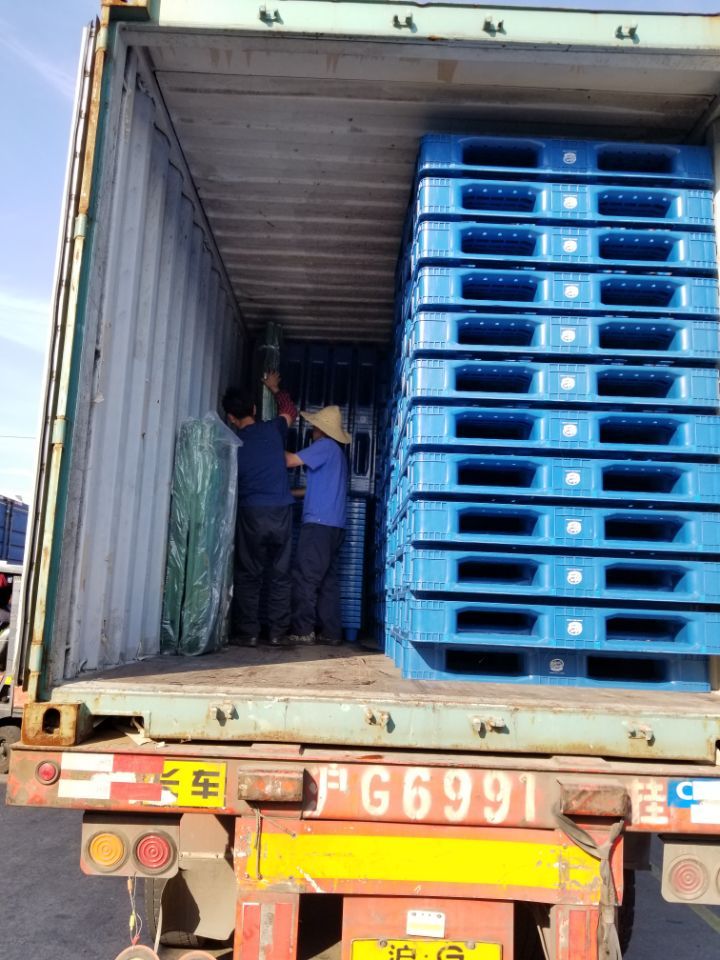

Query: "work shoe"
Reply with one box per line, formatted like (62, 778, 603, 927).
(229, 634, 258, 648)
(288, 632, 316, 646)
(317, 635, 343, 647)
(267, 635, 293, 648)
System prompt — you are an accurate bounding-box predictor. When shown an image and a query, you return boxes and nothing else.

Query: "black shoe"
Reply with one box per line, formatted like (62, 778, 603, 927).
(229, 633, 258, 648)
(317, 635, 343, 647)
(288, 632, 316, 646)
(267, 635, 293, 647)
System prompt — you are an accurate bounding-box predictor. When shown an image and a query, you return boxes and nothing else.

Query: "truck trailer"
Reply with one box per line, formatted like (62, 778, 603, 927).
(8, 2, 720, 958)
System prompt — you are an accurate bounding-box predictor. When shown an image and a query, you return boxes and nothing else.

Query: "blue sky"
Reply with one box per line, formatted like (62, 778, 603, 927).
(0, 0, 98, 501)
(0, 0, 718, 503)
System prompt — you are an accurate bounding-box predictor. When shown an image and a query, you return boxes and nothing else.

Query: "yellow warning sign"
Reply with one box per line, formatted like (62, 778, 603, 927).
(159, 760, 226, 808)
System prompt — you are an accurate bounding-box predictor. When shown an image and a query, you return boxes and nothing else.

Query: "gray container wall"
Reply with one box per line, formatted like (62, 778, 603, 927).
(48, 49, 243, 684)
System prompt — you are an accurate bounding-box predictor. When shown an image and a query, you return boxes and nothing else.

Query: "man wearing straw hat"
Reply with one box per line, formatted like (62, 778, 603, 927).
(285, 405, 351, 646)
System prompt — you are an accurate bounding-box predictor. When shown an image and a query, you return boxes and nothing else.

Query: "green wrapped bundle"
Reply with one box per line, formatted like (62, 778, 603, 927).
(161, 412, 240, 656)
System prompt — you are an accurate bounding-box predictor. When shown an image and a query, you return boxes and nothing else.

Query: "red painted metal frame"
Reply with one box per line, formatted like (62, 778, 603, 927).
(341, 897, 514, 960)
(551, 905, 600, 960)
(9, 745, 720, 838)
(235, 894, 300, 960)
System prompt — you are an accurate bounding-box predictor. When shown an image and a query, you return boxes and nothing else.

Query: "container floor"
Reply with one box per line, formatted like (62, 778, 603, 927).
(56, 643, 720, 714)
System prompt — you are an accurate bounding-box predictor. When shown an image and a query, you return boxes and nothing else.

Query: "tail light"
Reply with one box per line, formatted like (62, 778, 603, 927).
(86, 831, 128, 872)
(82, 815, 179, 877)
(133, 831, 176, 873)
(667, 856, 709, 901)
(662, 840, 720, 905)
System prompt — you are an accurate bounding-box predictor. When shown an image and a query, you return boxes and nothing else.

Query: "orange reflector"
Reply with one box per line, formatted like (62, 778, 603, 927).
(87, 831, 127, 872)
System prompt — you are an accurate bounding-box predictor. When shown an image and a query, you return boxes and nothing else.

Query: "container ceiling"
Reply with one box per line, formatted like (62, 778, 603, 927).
(134, 29, 720, 341)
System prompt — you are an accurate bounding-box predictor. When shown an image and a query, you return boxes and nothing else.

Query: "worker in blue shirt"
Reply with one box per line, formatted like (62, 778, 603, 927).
(285, 405, 351, 645)
(222, 372, 297, 647)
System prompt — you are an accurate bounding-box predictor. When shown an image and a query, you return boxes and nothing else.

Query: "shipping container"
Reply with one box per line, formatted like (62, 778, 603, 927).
(8, 3, 720, 958)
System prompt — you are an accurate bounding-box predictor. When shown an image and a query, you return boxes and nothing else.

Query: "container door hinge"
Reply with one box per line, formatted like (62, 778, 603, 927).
(28, 645, 44, 674)
(74, 214, 88, 240)
(51, 417, 67, 446)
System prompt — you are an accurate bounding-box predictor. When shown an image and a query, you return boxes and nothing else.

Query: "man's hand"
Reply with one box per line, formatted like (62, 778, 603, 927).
(286, 451, 303, 468)
(263, 370, 281, 395)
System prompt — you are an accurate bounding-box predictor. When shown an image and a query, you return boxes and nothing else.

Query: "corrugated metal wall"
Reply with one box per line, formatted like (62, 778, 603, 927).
(50, 52, 242, 682)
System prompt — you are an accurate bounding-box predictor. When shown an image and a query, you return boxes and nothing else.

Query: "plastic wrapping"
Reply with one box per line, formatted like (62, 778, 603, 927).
(161, 413, 241, 656)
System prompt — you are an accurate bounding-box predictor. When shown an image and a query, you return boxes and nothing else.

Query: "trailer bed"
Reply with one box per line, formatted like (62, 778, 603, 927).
(50, 646, 720, 764)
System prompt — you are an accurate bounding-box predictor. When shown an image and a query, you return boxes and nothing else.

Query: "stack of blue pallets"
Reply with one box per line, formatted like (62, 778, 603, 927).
(380, 133, 720, 690)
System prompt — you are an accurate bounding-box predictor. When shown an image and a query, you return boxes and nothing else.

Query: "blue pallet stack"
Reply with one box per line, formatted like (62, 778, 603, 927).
(381, 133, 720, 691)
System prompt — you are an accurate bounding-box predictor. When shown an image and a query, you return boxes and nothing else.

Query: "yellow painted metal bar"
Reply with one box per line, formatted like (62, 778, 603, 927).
(247, 831, 602, 893)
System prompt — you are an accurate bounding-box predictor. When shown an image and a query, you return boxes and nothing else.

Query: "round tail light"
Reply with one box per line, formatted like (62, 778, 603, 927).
(87, 831, 128, 872)
(133, 831, 176, 874)
(35, 760, 60, 784)
(668, 856, 709, 901)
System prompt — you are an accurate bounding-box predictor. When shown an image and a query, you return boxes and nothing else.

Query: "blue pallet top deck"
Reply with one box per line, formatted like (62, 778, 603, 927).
(391, 404, 720, 463)
(409, 267, 720, 319)
(389, 500, 720, 558)
(399, 358, 720, 412)
(417, 135, 713, 187)
(397, 313, 720, 365)
(388, 547, 720, 606)
(408, 221, 717, 278)
(393, 637, 710, 691)
(388, 595, 720, 656)
(391, 451, 720, 510)
(415, 178, 715, 230)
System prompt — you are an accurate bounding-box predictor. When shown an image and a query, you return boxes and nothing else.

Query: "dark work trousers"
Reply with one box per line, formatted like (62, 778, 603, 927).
(233, 505, 293, 641)
(292, 523, 345, 641)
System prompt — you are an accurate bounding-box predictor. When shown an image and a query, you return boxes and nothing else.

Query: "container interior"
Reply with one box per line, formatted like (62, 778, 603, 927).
(40, 20, 720, 691)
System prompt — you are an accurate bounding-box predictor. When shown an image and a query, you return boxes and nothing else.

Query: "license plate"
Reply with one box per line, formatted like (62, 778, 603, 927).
(352, 939, 501, 960)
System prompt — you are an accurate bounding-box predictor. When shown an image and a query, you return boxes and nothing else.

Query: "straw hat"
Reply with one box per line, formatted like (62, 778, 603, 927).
(300, 405, 352, 444)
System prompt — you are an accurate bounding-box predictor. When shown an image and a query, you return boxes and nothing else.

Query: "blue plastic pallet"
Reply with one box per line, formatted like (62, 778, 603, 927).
(417, 135, 713, 187)
(400, 359, 720, 411)
(350, 418, 376, 495)
(409, 267, 720, 319)
(391, 548, 720, 605)
(393, 637, 710, 691)
(397, 313, 720, 365)
(392, 405, 720, 462)
(408, 221, 717, 277)
(390, 500, 720, 557)
(414, 177, 715, 230)
(391, 452, 720, 510)
(389, 596, 720, 655)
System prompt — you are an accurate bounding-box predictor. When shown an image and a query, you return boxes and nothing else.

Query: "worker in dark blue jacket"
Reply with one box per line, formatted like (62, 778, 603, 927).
(285, 405, 351, 646)
(223, 372, 297, 647)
